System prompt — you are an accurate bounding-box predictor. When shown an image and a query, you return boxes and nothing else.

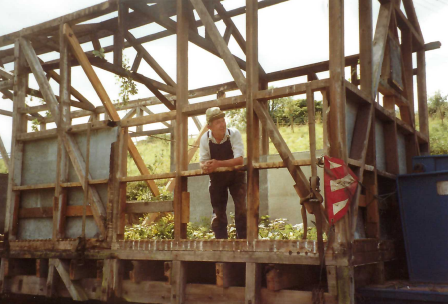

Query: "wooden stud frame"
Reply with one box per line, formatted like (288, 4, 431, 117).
(0, 0, 436, 303)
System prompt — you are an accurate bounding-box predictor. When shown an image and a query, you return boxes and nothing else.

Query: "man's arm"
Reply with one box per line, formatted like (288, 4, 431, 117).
(203, 156, 243, 173)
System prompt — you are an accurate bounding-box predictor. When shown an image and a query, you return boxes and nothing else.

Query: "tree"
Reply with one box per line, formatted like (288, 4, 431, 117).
(428, 90, 448, 125)
(284, 97, 295, 132)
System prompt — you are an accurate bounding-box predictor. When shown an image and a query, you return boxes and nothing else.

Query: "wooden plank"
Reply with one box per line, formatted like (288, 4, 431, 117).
(394, 6, 424, 47)
(170, 260, 186, 304)
(55, 26, 71, 240)
(402, 0, 423, 38)
(125, 201, 174, 213)
(328, 0, 354, 303)
(5, 40, 27, 241)
(0, 66, 13, 79)
(140, 106, 171, 128)
(0, 79, 13, 91)
(63, 24, 119, 121)
(246, 263, 262, 304)
(372, 2, 393, 98)
(417, 50, 429, 145)
(130, 127, 173, 138)
(53, 259, 88, 301)
(182, 80, 329, 117)
(131, 51, 143, 72)
(191, 0, 247, 94)
(246, 0, 260, 243)
(173, 0, 190, 241)
(20, 38, 61, 123)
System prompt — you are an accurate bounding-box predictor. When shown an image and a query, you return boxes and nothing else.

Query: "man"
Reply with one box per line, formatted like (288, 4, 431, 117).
(199, 107, 247, 239)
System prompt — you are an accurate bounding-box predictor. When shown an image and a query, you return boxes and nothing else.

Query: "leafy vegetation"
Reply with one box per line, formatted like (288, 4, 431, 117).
(125, 213, 326, 241)
(114, 56, 138, 105)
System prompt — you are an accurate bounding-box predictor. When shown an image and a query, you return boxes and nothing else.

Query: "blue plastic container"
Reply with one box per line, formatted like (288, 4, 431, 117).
(412, 155, 448, 173)
(397, 170, 448, 283)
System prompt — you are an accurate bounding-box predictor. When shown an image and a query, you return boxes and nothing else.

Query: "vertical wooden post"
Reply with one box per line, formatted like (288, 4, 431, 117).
(245, 263, 262, 304)
(170, 261, 186, 304)
(5, 40, 27, 241)
(246, 1, 261, 303)
(329, 0, 354, 303)
(417, 50, 429, 153)
(114, 0, 126, 66)
(174, 0, 189, 241)
(246, 0, 260, 243)
(401, 30, 414, 127)
(55, 24, 71, 240)
(172, 2, 189, 301)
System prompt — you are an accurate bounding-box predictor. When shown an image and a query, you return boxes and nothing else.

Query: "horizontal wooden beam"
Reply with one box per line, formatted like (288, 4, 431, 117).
(120, 110, 177, 128)
(129, 127, 173, 138)
(0, 1, 117, 48)
(125, 201, 174, 213)
(183, 79, 329, 116)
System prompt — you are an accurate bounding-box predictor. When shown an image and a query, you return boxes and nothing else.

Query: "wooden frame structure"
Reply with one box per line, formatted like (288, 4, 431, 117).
(0, 0, 439, 303)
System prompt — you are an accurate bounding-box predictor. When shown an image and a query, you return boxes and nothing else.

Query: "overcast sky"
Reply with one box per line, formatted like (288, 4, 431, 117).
(0, 0, 446, 155)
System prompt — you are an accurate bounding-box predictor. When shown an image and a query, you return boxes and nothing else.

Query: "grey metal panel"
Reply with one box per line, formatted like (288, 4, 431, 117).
(18, 218, 53, 240)
(68, 128, 120, 182)
(20, 189, 54, 208)
(22, 137, 57, 185)
(397, 132, 407, 174)
(375, 119, 386, 172)
(18, 127, 119, 240)
(65, 217, 99, 239)
(346, 98, 358, 153)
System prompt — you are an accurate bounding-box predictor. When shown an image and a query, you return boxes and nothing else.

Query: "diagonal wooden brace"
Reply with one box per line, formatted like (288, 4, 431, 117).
(52, 259, 88, 301)
(63, 23, 160, 196)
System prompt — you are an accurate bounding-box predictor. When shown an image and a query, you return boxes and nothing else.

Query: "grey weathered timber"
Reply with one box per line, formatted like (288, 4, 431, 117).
(349, 0, 374, 239)
(4, 40, 27, 241)
(372, 2, 393, 99)
(174, 0, 189, 241)
(54, 24, 71, 240)
(20, 38, 61, 123)
(246, 0, 260, 244)
(0, 79, 13, 91)
(53, 259, 89, 301)
(328, 0, 354, 303)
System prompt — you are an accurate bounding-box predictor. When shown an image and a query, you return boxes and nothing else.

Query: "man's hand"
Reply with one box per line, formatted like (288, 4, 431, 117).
(202, 159, 220, 173)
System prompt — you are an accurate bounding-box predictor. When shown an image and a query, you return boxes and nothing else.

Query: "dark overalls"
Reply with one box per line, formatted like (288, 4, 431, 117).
(208, 130, 247, 239)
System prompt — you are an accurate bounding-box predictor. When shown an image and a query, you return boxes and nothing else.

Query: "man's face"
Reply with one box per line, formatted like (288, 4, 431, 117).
(208, 117, 226, 138)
